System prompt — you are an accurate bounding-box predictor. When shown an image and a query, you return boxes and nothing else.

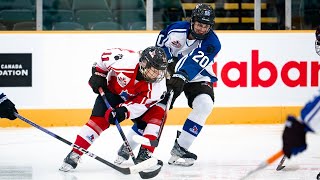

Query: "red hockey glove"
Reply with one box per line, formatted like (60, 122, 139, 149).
(282, 116, 312, 158)
(105, 106, 129, 125)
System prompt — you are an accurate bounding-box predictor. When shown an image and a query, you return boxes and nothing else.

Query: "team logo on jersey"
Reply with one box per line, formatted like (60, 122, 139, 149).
(117, 73, 130, 87)
(86, 134, 95, 142)
(119, 90, 129, 101)
(114, 54, 123, 60)
(207, 45, 215, 53)
(189, 125, 199, 135)
(171, 40, 182, 48)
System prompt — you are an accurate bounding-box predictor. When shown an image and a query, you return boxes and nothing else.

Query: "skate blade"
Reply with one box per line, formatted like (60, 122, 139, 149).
(59, 163, 74, 172)
(114, 156, 127, 165)
(129, 157, 158, 174)
(168, 156, 195, 167)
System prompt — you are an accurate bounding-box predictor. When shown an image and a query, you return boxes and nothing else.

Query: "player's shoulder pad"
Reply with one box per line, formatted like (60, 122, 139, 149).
(202, 30, 221, 54)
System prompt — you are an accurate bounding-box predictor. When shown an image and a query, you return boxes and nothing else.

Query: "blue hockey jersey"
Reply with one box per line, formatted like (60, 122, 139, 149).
(301, 91, 320, 133)
(155, 21, 221, 83)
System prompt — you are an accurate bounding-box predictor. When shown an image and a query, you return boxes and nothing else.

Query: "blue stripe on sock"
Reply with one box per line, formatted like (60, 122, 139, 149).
(131, 123, 143, 136)
(182, 119, 202, 137)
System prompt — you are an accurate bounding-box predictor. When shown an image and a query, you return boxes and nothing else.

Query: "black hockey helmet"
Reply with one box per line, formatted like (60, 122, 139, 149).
(139, 46, 168, 83)
(316, 26, 320, 56)
(190, 3, 215, 40)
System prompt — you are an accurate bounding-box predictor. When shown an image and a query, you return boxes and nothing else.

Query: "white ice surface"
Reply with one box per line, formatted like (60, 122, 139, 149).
(0, 125, 319, 180)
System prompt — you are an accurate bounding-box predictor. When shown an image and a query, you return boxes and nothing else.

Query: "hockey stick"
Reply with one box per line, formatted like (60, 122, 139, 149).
(132, 90, 174, 147)
(276, 155, 286, 171)
(240, 150, 284, 180)
(13, 112, 153, 175)
(98, 88, 162, 179)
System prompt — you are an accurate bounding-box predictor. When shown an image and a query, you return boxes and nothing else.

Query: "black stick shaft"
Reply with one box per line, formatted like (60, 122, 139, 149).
(98, 87, 161, 179)
(14, 112, 131, 174)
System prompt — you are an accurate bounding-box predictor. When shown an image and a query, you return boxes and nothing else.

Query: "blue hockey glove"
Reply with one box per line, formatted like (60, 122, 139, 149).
(282, 116, 312, 158)
(0, 99, 17, 120)
(167, 71, 189, 97)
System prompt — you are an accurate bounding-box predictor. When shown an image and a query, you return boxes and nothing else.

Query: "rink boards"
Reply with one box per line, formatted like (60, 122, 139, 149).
(0, 31, 319, 127)
(0, 106, 302, 127)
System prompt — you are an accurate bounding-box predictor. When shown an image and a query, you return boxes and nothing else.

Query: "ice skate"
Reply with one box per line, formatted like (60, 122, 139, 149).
(168, 131, 197, 166)
(136, 147, 163, 172)
(59, 151, 81, 172)
(114, 144, 130, 165)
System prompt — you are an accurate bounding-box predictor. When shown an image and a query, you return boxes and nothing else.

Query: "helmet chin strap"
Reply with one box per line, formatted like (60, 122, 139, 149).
(190, 26, 210, 40)
(189, 21, 212, 40)
(136, 69, 145, 81)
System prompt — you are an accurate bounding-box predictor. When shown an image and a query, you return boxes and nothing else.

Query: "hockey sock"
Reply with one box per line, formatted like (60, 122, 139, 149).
(178, 94, 213, 149)
(142, 123, 160, 152)
(124, 124, 142, 151)
(73, 116, 109, 155)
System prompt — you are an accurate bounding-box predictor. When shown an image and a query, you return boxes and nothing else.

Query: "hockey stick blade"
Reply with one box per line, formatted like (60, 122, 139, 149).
(240, 150, 284, 180)
(132, 135, 159, 147)
(14, 113, 150, 175)
(276, 155, 286, 171)
(129, 157, 158, 174)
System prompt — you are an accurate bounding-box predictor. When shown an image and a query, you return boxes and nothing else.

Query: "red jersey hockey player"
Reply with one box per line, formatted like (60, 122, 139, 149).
(59, 46, 168, 172)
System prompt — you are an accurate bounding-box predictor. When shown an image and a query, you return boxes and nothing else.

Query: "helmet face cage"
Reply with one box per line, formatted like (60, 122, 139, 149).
(139, 46, 168, 83)
(190, 3, 215, 40)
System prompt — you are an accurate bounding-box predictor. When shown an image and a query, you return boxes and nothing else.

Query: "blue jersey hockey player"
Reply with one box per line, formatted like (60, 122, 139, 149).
(281, 25, 320, 179)
(0, 91, 17, 120)
(114, 3, 221, 167)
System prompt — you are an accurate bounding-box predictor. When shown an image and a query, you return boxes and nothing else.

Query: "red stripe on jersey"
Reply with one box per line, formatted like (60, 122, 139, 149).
(147, 83, 152, 98)
(140, 84, 152, 104)
(102, 57, 109, 61)
(102, 52, 112, 55)
(95, 67, 107, 73)
(111, 67, 135, 73)
(101, 52, 112, 61)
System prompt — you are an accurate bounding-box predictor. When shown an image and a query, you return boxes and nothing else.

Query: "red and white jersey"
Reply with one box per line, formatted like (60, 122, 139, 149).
(94, 48, 167, 119)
